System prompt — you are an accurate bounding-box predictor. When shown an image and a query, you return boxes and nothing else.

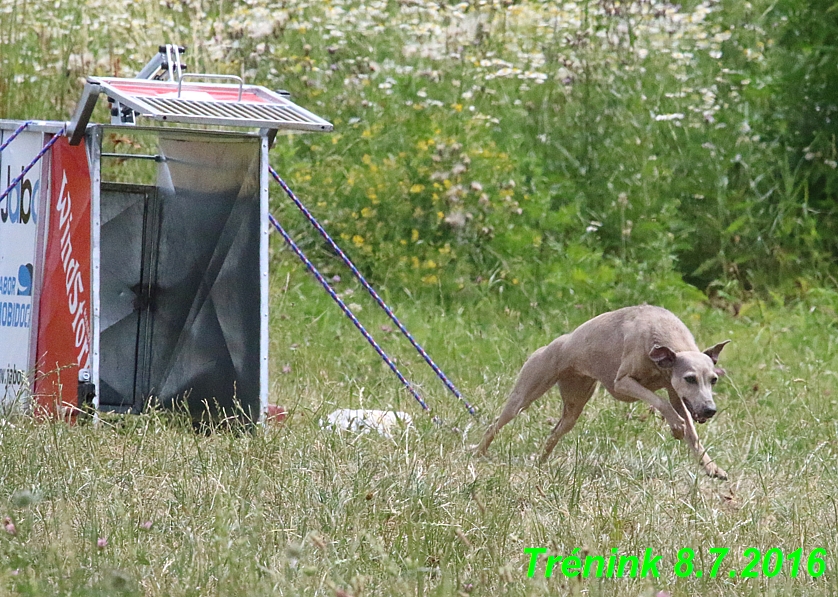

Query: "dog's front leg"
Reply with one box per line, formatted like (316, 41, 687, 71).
(612, 376, 686, 439)
(667, 390, 728, 480)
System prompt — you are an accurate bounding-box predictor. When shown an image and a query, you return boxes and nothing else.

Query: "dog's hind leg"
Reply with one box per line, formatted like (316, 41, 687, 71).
(540, 375, 597, 462)
(475, 337, 568, 456)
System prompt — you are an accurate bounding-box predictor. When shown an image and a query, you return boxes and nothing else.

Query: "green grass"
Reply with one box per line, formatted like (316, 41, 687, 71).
(3, 0, 838, 594)
(5, 0, 834, 295)
(1, 271, 837, 595)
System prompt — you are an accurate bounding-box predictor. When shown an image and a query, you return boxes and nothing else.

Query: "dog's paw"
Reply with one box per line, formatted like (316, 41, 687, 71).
(669, 420, 686, 441)
(472, 445, 489, 458)
(704, 463, 728, 480)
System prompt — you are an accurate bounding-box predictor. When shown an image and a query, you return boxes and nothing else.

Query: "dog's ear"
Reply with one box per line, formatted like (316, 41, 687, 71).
(715, 367, 726, 378)
(649, 345, 677, 368)
(703, 340, 731, 364)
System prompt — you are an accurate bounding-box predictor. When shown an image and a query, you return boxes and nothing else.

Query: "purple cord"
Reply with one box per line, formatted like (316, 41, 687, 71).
(269, 167, 476, 417)
(268, 213, 431, 412)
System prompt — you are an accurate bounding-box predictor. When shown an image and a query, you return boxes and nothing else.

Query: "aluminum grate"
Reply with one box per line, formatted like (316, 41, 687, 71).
(90, 77, 333, 132)
(142, 98, 320, 127)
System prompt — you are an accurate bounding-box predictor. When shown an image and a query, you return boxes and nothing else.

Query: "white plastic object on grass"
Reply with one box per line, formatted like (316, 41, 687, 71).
(321, 409, 413, 439)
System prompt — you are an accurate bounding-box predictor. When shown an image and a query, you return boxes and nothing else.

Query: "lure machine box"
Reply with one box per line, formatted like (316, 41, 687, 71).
(0, 46, 332, 424)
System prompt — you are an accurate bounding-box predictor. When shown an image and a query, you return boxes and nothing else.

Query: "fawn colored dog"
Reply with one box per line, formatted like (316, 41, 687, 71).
(476, 305, 730, 479)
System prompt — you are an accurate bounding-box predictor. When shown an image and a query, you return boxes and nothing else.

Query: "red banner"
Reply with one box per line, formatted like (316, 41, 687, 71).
(33, 137, 91, 417)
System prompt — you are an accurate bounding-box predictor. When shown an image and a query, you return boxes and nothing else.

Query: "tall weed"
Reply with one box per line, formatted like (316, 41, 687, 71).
(1, 0, 835, 302)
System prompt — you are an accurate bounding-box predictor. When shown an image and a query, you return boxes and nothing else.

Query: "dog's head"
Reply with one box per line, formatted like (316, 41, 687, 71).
(649, 341, 730, 424)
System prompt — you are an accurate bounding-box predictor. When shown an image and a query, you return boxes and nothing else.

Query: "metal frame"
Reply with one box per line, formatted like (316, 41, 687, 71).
(68, 82, 102, 145)
(178, 74, 244, 100)
(70, 77, 333, 135)
(88, 126, 103, 411)
(259, 134, 270, 420)
(0, 120, 67, 136)
(91, 126, 268, 421)
(3, 39, 333, 423)
(135, 52, 167, 81)
(111, 45, 186, 126)
(136, 45, 186, 81)
(3, 120, 272, 421)
(27, 130, 51, 409)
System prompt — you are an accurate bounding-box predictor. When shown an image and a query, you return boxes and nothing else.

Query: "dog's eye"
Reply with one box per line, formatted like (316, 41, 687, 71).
(685, 375, 698, 384)
(710, 377, 718, 386)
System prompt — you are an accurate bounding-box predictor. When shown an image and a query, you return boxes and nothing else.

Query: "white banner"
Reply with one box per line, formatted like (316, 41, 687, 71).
(0, 129, 44, 407)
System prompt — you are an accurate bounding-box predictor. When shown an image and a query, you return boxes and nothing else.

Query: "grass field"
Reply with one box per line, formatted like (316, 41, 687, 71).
(3, 0, 838, 594)
(1, 272, 837, 596)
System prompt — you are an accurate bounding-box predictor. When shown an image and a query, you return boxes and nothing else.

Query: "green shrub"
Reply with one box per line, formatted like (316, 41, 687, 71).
(3, 0, 837, 305)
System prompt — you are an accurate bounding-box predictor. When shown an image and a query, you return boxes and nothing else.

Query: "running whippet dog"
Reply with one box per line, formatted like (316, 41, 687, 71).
(476, 305, 730, 479)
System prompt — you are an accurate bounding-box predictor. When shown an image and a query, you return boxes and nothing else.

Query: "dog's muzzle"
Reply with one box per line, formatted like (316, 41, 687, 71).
(684, 400, 716, 425)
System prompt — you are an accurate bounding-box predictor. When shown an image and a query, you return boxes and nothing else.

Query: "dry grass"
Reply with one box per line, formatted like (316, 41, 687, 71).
(1, 284, 836, 596)
(2, 0, 837, 594)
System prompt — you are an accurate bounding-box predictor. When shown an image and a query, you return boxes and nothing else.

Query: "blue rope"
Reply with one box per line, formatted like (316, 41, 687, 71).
(0, 127, 65, 206)
(0, 121, 33, 154)
(268, 213, 431, 413)
(269, 167, 477, 417)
